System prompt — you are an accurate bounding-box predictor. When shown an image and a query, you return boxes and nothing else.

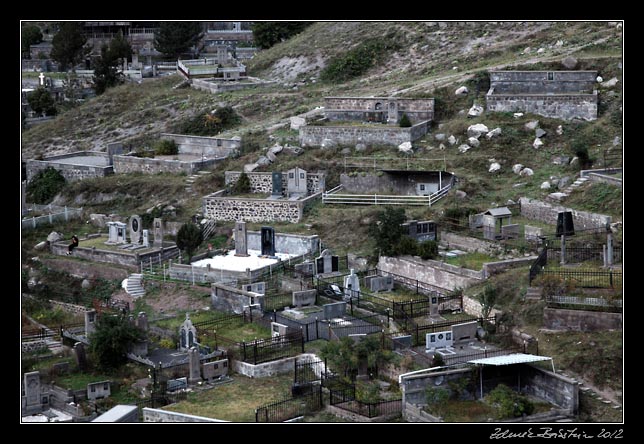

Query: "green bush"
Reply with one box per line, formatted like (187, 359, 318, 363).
(418, 240, 438, 260)
(399, 113, 412, 128)
(321, 38, 399, 83)
(425, 386, 450, 416)
(486, 384, 534, 419)
(178, 106, 241, 136)
(232, 172, 251, 194)
(26, 167, 66, 204)
(154, 139, 178, 156)
(396, 236, 418, 256)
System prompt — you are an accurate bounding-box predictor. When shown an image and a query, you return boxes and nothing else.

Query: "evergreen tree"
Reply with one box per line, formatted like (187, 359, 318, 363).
(251, 22, 313, 49)
(51, 22, 89, 71)
(399, 113, 412, 127)
(176, 223, 203, 260)
(27, 87, 57, 116)
(154, 22, 203, 59)
(22, 24, 43, 58)
(369, 207, 407, 257)
(92, 44, 123, 95)
(109, 31, 133, 69)
(89, 314, 144, 370)
(26, 167, 66, 204)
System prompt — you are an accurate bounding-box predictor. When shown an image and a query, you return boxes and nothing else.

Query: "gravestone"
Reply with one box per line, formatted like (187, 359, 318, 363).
(287, 167, 307, 194)
(23, 371, 41, 410)
(202, 359, 228, 381)
(260, 226, 276, 256)
(392, 335, 412, 350)
(343, 269, 360, 300)
(74, 342, 88, 371)
(501, 224, 520, 239)
(188, 347, 202, 384)
(482, 215, 496, 240)
(129, 215, 142, 244)
(367, 276, 394, 292)
(153, 217, 164, 248)
(429, 295, 439, 316)
(271, 322, 289, 338)
(323, 301, 346, 320)
(167, 377, 188, 392)
(142, 229, 149, 248)
(556, 211, 575, 236)
(52, 362, 69, 375)
(316, 249, 339, 274)
(426, 331, 453, 349)
(524, 225, 543, 242)
(271, 171, 283, 196)
(106, 221, 127, 244)
(241, 282, 265, 295)
(85, 310, 97, 336)
(452, 321, 478, 344)
(179, 313, 197, 351)
(136, 312, 148, 332)
(234, 221, 249, 257)
(295, 261, 315, 276)
(292, 289, 317, 307)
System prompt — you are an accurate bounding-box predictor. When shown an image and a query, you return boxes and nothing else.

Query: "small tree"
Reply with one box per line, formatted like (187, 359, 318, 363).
(22, 24, 43, 58)
(418, 240, 439, 260)
(27, 87, 57, 117)
(154, 22, 203, 59)
(154, 139, 178, 156)
(251, 22, 313, 50)
(51, 22, 89, 71)
(109, 31, 132, 69)
(425, 386, 450, 417)
(89, 314, 144, 370)
(487, 384, 534, 419)
(399, 113, 412, 127)
(369, 206, 407, 257)
(479, 284, 497, 319)
(232, 172, 251, 194)
(26, 167, 66, 204)
(92, 44, 123, 95)
(395, 236, 418, 256)
(176, 223, 203, 260)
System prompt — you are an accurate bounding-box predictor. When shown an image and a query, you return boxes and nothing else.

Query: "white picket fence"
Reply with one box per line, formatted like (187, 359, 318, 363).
(322, 182, 453, 207)
(21, 205, 83, 230)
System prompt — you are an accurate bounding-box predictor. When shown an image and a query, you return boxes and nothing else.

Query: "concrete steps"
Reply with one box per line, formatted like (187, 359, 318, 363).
(525, 287, 542, 300)
(184, 171, 210, 196)
(125, 273, 145, 298)
(549, 177, 590, 202)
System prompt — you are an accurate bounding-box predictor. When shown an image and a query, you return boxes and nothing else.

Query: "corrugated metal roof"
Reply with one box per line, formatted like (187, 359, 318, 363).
(484, 207, 512, 217)
(468, 353, 552, 366)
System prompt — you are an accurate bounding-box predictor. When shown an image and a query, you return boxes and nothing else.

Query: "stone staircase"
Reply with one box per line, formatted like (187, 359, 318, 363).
(184, 170, 211, 196)
(172, 79, 190, 90)
(524, 287, 542, 300)
(547, 176, 589, 202)
(125, 273, 145, 298)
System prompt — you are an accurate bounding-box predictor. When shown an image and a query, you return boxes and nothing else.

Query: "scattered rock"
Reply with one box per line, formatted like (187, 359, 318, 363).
(89, 214, 108, 228)
(266, 151, 277, 163)
(256, 156, 271, 166)
(455, 86, 469, 95)
(320, 138, 336, 149)
(243, 163, 259, 172)
(569, 156, 579, 167)
(537, 47, 544, 54)
(557, 176, 571, 189)
(540, 181, 551, 190)
(398, 141, 413, 153)
(533, 137, 544, 149)
(520, 168, 534, 177)
(448, 135, 457, 145)
(455, 190, 467, 199)
(467, 123, 489, 138)
(525, 120, 539, 130)
(438, 143, 446, 150)
(555, 40, 564, 47)
(523, 47, 531, 54)
(458, 144, 471, 153)
(486, 128, 502, 139)
(613, 136, 621, 146)
(47, 231, 64, 243)
(552, 156, 570, 165)
(556, 125, 563, 135)
(289, 116, 306, 130)
(340, 148, 351, 155)
(596, 75, 603, 83)
(513, 113, 524, 118)
(467, 103, 484, 117)
(562, 56, 578, 69)
(536, 128, 547, 138)
(434, 133, 446, 141)
(269, 144, 283, 154)
(81, 279, 91, 289)
(34, 241, 48, 250)
(488, 162, 501, 173)
(548, 192, 568, 201)
(506, 199, 516, 205)
(355, 143, 367, 152)
(467, 137, 480, 148)
(513, 182, 526, 188)
(512, 164, 524, 175)
(602, 77, 619, 88)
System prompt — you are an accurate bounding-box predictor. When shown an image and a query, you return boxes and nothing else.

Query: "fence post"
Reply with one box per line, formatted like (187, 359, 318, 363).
(273, 309, 277, 322)
(415, 324, 419, 346)
(301, 329, 305, 353)
(294, 358, 298, 383)
(416, 279, 419, 294)
(350, 297, 353, 316)
(316, 318, 319, 340)
(253, 343, 257, 365)
(242, 341, 247, 362)
(64, 206, 68, 221)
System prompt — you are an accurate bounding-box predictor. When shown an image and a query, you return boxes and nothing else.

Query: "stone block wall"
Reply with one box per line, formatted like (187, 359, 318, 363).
(26, 157, 113, 182)
(225, 171, 326, 195)
(401, 368, 473, 406)
(519, 197, 611, 230)
(202, 192, 322, 223)
(489, 71, 597, 94)
(143, 408, 227, 422)
(49, 300, 91, 314)
(161, 133, 241, 158)
(520, 365, 579, 413)
(324, 97, 434, 123)
(377, 256, 483, 292)
(439, 231, 499, 255)
(543, 308, 622, 331)
(486, 92, 598, 121)
(211, 282, 263, 313)
(299, 121, 429, 148)
(340, 170, 450, 195)
(112, 155, 222, 175)
(462, 295, 503, 318)
(232, 355, 299, 378)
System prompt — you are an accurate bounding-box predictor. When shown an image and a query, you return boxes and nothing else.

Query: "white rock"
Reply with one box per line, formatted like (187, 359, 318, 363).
(269, 144, 283, 154)
(488, 162, 501, 173)
(486, 128, 502, 139)
(455, 190, 467, 199)
(434, 133, 446, 141)
(467, 103, 484, 117)
(355, 143, 367, 152)
(507, 199, 516, 205)
(467, 123, 489, 138)
(537, 48, 544, 54)
(448, 135, 457, 145)
(555, 40, 564, 47)
(81, 279, 91, 289)
(340, 147, 351, 155)
(512, 164, 524, 175)
(455, 86, 469, 95)
(398, 141, 413, 153)
(525, 120, 539, 130)
(596, 76, 603, 83)
(458, 144, 471, 153)
(533, 137, 544, 149)
(536, 128, 547, 138)
(438, 143, 446, 150)
(467, 137, 480, 148)
(519, 168, 534, 177)
(243, 163, 259, 172)
(266, 151, 276, 163)
(540, 181, 551, 190)
(570, 157, 579, 167)
(34, 241, 48, 250)
(602, 77, 619, 88)
(47, 231, 64, 243)
(613, 136, 621, 146)
(289, 116, 306, 130)
(556, 125, 563, 135)
(513, 113, 524, 118)
(523, 47, 531, 54)
(452, 66, 458, 70)
(320, 138, 336, 149)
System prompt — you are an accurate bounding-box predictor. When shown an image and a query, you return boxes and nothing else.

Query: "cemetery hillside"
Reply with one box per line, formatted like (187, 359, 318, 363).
(21, 21, 622, 424)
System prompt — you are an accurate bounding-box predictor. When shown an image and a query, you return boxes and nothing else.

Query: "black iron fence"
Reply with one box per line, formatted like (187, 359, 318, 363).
(328, 380, 402, 419)
(294, 357, 327, 385)
(240, 331, 305, 365)
(255, 385, 323, 422)
(383, 315, 492, 348)
(193, 312, 246, 330)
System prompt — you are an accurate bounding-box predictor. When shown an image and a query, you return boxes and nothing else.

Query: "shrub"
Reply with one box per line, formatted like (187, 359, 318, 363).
(26, 167, 66, 204)
(418, 240, 438, 260)
(395, 235, 418, 256)
(158, 338, 175, 349)
(232, 172, 251, 194)
(399, 113, 412, 128)
(178, 106, 241, 136)
(154, 139, 178, 156)
(425, 386, 450, 416)
(176, 223, 203, 260)
(486, 384, 534, 419)
(321, 38, 399, 83)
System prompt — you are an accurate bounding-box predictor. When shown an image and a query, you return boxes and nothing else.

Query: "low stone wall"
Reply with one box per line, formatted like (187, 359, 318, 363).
(26, 157, 113, 182)
(519, 197, 611, 230)
(401, 368, 474, 406)
(211, 282, 263, 314)
(326, 405, 401, 423)
(161, 133, 241, 158)
(482, 257, 537, 277)
(49, 300, 91, 314)
(582, 170, 623, 187)
(439, 231, 499, 255)
(462, 295, 502, 318)
(486, 92, 597, 121)
(225, 171, 326, 195)
(403, 402, 441, 422)
(143, 408, 228, 423)
(521, 366, 579, 414)
(113, 155, 223, 175)
(203, 192, 322, 223)
(378, 256, 483, 292)
(246, 231, 320, 256)
(22, 340, 49, 353)
(543, 308, 622, 331)
(299, 121, 429, 148)
(40, 257, 130, 281)
(232, 355, 298, 378)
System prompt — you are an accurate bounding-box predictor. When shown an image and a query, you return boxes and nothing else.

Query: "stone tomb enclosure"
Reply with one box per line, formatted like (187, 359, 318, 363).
(292, 289, 317, 307)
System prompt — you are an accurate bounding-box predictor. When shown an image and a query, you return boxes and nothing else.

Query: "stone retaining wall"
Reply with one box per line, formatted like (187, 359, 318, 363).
(225, 171, 326, 195)
(112, 155, 223, 175)
(203, 192, 322, 223)
(299, 121, 429, 148)
(378, 256, 483, 292)
(143, 408, 227, 422)
(160, 133, 241, 158)
(519, 197, 611, 230)
(543, 308, 622, 331)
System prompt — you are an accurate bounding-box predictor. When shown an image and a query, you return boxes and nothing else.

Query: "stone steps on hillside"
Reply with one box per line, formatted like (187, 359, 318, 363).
(125, 273, 145, 298)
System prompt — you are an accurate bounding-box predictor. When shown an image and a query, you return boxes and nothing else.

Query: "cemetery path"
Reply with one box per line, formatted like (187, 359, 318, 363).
(566, 371, 622, 407)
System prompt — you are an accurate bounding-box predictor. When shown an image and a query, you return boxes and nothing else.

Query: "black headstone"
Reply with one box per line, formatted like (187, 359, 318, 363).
(261, 226, 276, 256)
(556, 211, 575, 236)
(316, 257, 324, 274)
(331, 256, 339, 272)
(271, 172, 282, 196)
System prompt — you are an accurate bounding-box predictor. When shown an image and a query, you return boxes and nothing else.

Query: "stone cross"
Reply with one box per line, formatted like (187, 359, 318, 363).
(188, 347, 202, 384)
(38, 72, 45, 86)
(234, 221, 249, 256)
(153, 218, 164, 248)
